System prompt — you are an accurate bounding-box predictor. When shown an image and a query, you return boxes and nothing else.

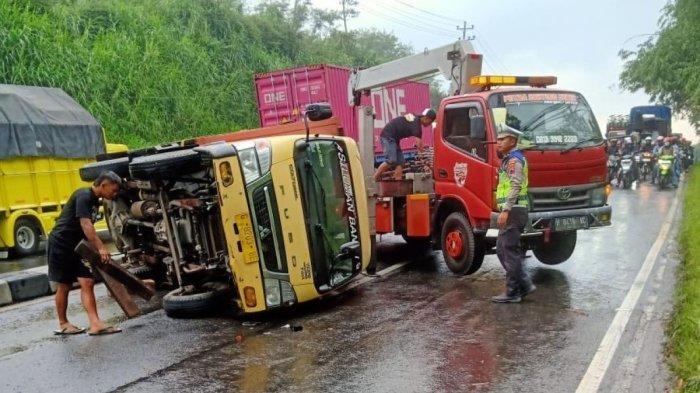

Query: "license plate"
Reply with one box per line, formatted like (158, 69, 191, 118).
(234, 213, 259, 264)
(554, 216, 588, 232)
(0, 251, 7, 259)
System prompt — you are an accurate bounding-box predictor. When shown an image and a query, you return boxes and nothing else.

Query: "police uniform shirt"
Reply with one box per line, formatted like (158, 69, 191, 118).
(501, 153, 526, 211)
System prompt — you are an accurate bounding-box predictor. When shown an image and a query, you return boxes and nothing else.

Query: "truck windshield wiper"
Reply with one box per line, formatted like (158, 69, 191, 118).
(561, 138, 602, 154)
(522, 103, 567, 131)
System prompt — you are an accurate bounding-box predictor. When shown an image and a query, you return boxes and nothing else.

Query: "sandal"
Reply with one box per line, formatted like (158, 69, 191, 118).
(88, 326, 122, 336)
(53, 325, 86, 335)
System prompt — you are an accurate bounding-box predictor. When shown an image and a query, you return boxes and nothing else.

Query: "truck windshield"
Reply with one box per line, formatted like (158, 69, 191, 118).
(295, 140, 360, 289)
(490, 92, 603, 150)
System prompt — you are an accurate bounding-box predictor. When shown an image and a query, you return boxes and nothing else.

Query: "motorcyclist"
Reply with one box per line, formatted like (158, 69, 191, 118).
(607, 138, 620, 156)
(652, 136, 665, 156)
(656, 137, 678, 188)
(620, 136, 636, 156)
(616, 136, 639, 186)
(640, 136, 654, 153)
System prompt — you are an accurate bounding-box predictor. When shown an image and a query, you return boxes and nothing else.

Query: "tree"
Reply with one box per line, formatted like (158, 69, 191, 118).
(619, 0, 700, 130)
(340, 0, 358, 34)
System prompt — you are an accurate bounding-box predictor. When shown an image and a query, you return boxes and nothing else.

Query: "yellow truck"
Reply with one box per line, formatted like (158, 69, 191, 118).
(0, 85, 126, 258)
(80, 105, 371, 317)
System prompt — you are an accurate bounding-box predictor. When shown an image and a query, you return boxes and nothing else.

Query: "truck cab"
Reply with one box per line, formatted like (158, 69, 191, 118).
(432, 76, 612, 273)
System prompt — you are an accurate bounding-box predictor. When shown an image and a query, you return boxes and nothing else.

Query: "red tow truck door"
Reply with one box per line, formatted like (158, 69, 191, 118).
(434, 99, 495, 221)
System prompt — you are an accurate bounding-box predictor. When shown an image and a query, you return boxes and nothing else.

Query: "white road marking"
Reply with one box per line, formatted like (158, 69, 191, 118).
(576, 186, 683, 392)
(618, 294, 659, 391)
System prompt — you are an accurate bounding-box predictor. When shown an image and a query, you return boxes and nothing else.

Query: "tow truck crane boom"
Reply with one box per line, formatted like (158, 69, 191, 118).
(347, 40, 483, 106)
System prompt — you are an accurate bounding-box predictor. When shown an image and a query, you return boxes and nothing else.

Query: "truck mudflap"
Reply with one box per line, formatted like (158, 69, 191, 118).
(486, 205, 612, 238)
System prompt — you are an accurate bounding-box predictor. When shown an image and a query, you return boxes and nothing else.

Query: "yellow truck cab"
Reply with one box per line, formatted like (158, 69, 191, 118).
(0, 84, 125, 258)
(81, 115, 370, 316)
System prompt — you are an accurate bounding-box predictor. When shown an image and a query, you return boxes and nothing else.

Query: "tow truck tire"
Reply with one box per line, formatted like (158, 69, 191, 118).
(440, 212, 477, 275)
(163, 288, 222, 318)
(129, 149, 202, 180)
(533, 231, 577, 265)
(79, 157, 130, 182)
(12, 218, 41, 257)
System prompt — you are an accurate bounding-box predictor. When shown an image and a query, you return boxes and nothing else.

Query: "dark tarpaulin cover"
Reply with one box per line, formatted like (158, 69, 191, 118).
(0, 84, 105, 159)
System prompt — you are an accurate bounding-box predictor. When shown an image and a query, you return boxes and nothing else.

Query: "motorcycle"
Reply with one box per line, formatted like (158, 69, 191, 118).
(607, 154, 619, 183)
(616, 155, 636, 189)
(657, 154, 674, 190)
(639, 152, 653, 182)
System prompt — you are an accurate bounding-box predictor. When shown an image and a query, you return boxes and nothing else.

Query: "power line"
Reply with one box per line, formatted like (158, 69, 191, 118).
(390, 0, 464, 24)
(362, 2, 458, 37)
(358, 4, 457, 39)
(381, 0, 463, 30)
(472, 34, 511, 74)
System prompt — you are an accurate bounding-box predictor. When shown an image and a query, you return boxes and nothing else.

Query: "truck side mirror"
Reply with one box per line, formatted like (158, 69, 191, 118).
(470, 115, 486, 140)
(305, 103, 333, 121)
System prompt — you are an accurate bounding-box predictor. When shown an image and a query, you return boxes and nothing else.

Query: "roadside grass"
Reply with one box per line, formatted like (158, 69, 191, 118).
(670, 164, 700, 392)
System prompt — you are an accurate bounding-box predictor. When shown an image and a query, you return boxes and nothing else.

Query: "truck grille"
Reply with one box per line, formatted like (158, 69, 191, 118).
(528, 183, 599, 212)
(252, 184, 287, 273)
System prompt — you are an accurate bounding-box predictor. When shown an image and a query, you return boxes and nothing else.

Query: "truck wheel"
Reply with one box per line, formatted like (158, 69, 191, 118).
(162, 287, 223, 318)
(79, 157, 130, 182)
(533, 231, 577, 265)
(440, 212, 476, 275)
(129, 149, 202, 180)
(13, 218, 41, 257)
(465, 239, 486, 275)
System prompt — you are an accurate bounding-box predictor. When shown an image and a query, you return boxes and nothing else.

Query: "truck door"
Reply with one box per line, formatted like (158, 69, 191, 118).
(434, 100, 495, 220)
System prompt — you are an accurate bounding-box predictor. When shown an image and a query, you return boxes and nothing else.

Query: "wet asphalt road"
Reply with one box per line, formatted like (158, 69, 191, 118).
(0, 182, 682, 392)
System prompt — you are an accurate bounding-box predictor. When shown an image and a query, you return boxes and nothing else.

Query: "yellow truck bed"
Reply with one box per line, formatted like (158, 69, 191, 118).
(0, 143, 127, 254)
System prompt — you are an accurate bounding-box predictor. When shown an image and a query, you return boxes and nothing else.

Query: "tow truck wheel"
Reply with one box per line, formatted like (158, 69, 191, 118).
(13, 218, 41, 257)
(533, 231, 577, 265)
(440, 212, 477, 275)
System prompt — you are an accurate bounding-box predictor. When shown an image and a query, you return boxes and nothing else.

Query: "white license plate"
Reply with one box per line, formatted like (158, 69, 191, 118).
(554, 216, 588, 232)
(0, 251, 8, 259)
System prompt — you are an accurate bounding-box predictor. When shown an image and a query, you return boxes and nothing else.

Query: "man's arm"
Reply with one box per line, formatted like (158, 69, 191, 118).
(80, 218, 109, 263)
(503, 159, 524, 211)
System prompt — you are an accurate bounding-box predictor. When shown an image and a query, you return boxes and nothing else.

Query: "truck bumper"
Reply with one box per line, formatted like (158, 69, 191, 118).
(487, 205, 612, 238)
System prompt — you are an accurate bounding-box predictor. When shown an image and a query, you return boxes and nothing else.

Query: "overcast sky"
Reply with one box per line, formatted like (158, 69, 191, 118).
(251, 0, 696, 141)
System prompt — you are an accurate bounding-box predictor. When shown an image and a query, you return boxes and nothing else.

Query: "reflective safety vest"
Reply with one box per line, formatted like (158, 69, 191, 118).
(496, 150, 529, 211)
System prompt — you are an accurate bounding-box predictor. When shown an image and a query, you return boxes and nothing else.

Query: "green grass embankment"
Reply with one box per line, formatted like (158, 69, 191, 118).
(671, 165, 700, 392)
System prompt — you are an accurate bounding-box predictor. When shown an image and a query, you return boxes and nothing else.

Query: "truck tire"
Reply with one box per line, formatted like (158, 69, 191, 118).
(79, 157, 130, 182)
(162, 287, 222, 318)
(440, 212, 477, 275)
(129, 149, 202, 180)
(533, 231, 577, 265)
(465, 239, 486, 275)
(13, 218, 41, 257)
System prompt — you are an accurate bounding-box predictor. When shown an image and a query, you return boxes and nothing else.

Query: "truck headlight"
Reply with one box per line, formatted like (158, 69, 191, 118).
(264, 278, 281, 307)
(590, 187, 606, 206)
(280, 280, 296, 305)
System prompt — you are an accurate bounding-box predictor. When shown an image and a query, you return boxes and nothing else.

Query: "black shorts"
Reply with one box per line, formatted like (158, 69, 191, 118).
(47, 236, 93, 284)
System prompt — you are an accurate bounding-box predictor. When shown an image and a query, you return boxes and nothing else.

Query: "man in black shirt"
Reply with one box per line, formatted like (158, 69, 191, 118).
(49, 171, 122, 336)
(374, 108, 436, 181)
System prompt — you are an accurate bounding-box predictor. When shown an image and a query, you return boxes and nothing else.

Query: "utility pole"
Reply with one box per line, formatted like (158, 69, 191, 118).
(342, 0, 348, 34)
(457, 21, 474, 40)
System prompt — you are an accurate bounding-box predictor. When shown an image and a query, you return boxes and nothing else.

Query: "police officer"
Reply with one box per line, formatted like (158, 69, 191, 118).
(373, 108, 436, 181)
(492, 124, 535, 303)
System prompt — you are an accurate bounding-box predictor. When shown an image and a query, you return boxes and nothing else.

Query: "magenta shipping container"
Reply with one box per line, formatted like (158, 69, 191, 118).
(254, 64, 432, 158)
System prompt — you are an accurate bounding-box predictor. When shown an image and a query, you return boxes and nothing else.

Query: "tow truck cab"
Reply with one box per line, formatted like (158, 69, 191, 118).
(431, 76, 612, 271)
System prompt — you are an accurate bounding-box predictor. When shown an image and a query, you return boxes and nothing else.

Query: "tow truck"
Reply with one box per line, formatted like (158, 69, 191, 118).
(348, 41, 612, 274)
